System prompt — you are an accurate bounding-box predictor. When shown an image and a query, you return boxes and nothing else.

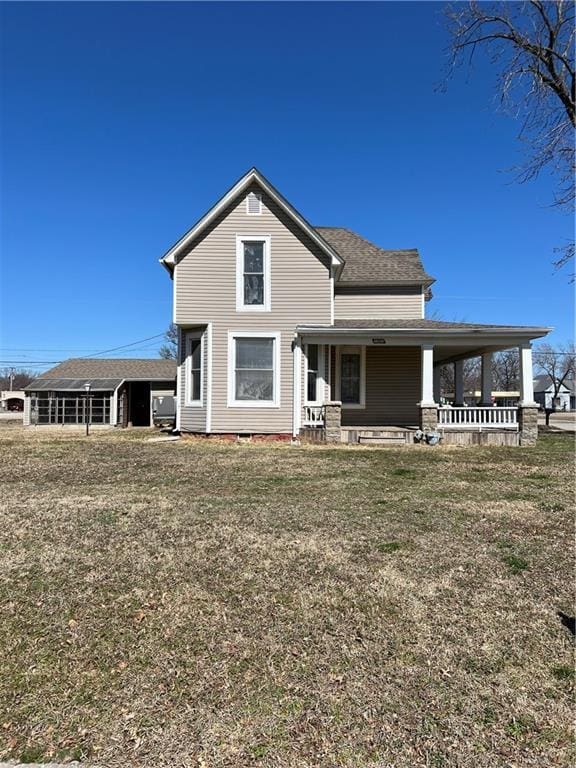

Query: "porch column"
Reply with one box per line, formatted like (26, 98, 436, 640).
(420, 344, 438, 431)
(518, 343, 538, 446)
(292, 336, 302, 439)
(420, 344, 436, 405)
(519, 343, 536, 405)
(454, 360, 464, 406)
(480, 352, 493, 406)
(433, 366, 442, 404)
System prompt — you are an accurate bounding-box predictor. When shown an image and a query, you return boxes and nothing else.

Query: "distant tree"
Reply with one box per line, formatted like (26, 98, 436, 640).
(159, 323, 178, 360)
(445, 1, 575, 274)
(534, 342, 575, 423)
(0, 368, 35, 390)
(493, 349, 520, 391)
(440, 357, 482, 397)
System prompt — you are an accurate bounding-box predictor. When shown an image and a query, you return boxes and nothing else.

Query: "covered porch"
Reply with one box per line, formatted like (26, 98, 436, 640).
(295, 320, 550, 446)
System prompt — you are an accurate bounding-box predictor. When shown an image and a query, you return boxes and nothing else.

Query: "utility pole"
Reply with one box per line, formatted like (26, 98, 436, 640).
(9, 368, 14, 392)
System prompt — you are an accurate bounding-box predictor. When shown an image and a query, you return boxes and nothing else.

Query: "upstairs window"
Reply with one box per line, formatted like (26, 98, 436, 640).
(236, 235, 271, 312)
(246, 191, 262, 215)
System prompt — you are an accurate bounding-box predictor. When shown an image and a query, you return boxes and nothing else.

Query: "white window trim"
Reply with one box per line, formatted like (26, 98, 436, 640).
(246, 191, 262, 215)
(235, 234, 271, 313)
(304, 343, 325, 406)
(227, 331, 281, 408)
(185, 330, 204, 407)
(336, 345, 366, 409)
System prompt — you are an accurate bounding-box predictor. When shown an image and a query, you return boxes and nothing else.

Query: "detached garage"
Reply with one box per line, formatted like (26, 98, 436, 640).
(24, 358, 176, 428)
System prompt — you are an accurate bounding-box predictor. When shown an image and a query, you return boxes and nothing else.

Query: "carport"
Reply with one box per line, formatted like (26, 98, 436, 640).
(24, 358, 176, 428)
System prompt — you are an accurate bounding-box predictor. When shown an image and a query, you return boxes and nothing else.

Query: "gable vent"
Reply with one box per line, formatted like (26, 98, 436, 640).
(246, 191, 262, 215)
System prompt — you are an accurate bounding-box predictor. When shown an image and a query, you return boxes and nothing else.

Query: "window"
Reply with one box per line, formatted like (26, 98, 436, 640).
(228, 332, 280, 407)
(236, 235, 271, 312)
(337, 346, 365, 408)
(186, 332, 203, 406)
(305, 344, 324, 404)
(246, 191, 262, 215)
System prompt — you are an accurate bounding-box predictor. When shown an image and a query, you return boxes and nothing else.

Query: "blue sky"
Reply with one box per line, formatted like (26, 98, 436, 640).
(1, 1, 573, 373)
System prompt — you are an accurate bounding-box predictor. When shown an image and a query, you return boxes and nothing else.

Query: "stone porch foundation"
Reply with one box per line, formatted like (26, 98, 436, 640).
(518, 405, 538, 446)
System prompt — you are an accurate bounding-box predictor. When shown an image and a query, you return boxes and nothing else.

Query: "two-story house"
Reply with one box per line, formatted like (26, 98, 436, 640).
(161, 168, 550, 446)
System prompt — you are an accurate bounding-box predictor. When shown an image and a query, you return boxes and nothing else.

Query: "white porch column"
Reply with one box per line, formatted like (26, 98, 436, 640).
(480, 352, 493, 406)
(292, 336, 302, 438)
(454, 360, 464, 406)
(519, 343, 536, 405)
(420, 344, 436, 405)
(433, 366, 442, 404)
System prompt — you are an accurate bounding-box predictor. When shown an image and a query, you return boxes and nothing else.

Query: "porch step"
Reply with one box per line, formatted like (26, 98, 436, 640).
(344, 427, 416, 446)
(358, 435, 408, 446)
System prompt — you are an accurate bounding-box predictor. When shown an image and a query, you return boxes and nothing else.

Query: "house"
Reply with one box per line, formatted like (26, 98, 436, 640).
(23, 359, 176, 427)
(533, 374, 573, 411)
(160, 168, 550, 446)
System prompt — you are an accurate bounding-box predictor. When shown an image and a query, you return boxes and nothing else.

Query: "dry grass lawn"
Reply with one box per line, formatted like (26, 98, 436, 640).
(0, 427, 574, 767)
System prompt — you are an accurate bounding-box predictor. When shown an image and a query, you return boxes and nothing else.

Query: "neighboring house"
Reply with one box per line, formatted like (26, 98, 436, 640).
(160, 168, 551, 445)
(0, 390, 25, 411)
(533, 374, 572, 411)
(24, 359, 176, 427)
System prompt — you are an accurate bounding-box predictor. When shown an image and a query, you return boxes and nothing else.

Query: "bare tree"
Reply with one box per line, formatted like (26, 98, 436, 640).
(159, 323, 178, 360)
(492, 349, 520, 391)
(534, 342, 575, 423)
(440, 357, 482, 398)
(0, 368, 36, 390)
(445, 1, 575, 273)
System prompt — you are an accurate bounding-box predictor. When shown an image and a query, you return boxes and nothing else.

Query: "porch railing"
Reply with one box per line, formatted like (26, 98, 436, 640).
(438, 406, 518, 429)
(303, 405, 325, 427)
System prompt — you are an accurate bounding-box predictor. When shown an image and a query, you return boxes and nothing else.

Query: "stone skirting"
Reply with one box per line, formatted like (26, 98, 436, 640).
(420, 405, 438, 432)
(324, 401, 342, 443)
(518, 405, 538, 446)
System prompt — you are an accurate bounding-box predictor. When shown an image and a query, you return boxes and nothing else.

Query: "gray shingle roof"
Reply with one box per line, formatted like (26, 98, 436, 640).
(298, 319, 550, 333)
(533, 374, 574, 393)
(315, 227, 434, 286)
(29, 358, 177, 384)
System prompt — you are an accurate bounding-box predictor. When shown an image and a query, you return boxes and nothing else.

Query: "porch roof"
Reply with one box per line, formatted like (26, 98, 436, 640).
(297, 319, 551, 335)
(297, 319, 551, 365)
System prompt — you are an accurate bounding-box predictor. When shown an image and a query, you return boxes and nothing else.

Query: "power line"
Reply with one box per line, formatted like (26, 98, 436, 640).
(0, 332, 168, 367)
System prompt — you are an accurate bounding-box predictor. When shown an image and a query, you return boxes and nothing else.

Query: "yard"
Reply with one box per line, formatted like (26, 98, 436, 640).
(0, 428, 573, 768)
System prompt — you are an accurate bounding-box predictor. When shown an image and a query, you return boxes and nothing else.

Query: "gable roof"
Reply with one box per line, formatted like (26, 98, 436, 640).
(27, 358, 176, 388)
(315, 227, 434, 286)
(160, 167, 344, 273)
(533, 373, 573, 393)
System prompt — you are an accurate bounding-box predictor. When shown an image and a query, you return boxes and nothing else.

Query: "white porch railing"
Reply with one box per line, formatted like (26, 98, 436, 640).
(303, 405, 325, 427)
(438, 406, 518, 429)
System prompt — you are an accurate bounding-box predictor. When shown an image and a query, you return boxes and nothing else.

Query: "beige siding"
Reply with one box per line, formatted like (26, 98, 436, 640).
(339, 346, 421, 427)
(175, 184, 332, 433)
(334, 286, 423, 320)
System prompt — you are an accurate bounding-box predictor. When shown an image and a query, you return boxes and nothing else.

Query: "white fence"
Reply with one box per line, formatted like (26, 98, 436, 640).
(438, 406, 518, 429)
(303, 405, 325, 427)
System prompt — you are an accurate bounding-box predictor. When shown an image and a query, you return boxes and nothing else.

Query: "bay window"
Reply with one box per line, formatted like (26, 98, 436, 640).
(186, 331, 203, 406)
(228, 332, 280, 407)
